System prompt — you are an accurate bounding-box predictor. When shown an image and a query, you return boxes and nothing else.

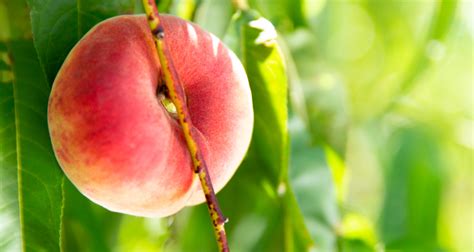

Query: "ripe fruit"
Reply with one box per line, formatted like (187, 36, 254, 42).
(48, 15, 253, 217)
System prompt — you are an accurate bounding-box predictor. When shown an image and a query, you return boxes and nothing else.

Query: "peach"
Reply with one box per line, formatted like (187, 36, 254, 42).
(48, 15, 253, 217)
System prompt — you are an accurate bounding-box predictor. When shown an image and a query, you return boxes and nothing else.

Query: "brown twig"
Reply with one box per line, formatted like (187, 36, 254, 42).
(141, 1, 229, 251)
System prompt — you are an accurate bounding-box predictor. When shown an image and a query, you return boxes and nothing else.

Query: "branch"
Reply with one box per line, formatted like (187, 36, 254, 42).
(141, 1, 229, 251)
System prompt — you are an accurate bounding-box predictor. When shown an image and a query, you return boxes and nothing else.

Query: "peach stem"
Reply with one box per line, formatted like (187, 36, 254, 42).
(141, 1, 229, 251)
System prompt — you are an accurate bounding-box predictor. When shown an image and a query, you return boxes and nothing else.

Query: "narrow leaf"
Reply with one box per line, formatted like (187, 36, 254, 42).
(0, 39, 64, 252)
(227, 10, 314, 251)
(25, 1, 138, 251)
(0, 60, 8, 70)
(380, 126, 445, 250)
(194, 0, 233, 38)
(248, 0, 307, 31)
(289, 116, 340, 251)
(0, 72, 20, 252)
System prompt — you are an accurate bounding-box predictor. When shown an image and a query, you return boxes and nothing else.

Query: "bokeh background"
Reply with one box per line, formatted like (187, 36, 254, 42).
(1, 0, 472, 251)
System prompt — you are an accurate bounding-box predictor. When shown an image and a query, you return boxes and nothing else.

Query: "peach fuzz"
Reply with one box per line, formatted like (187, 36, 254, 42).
(48, 15, 253, 217)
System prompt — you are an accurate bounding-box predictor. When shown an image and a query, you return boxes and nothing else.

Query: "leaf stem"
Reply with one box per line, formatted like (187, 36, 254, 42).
(141, 1, 229, 251)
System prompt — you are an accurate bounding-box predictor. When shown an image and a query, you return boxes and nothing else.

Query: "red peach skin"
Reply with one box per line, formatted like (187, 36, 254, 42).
(48, 15, 253, 217)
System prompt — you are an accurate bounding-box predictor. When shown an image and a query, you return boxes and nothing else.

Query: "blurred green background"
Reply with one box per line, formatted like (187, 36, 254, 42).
(1, 0, 472, 251)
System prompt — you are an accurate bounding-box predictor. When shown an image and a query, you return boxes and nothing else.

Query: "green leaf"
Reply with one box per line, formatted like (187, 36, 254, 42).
(193, 0, 233, 38)
(232, 10, 315, 251)
(0, 39, 64, 252)
(25, 1, 137, 251)
(0, 60, 8, 70)
(157, 0, 172, 13)
(1, 1, 64, 251)
(248, 0, 307, 32)
(27, 0, 136, 83)
(289, 116, 340, 251)
(229, 10, 290, 184)
(0, 1, 31, 40)
(0, 69, 20, 252)
(115, 215, 170, 252)
(340, 212, 377, 251)
(62, 180, 122, 252)
(169, 0, 197, 21)
(379, 126, 445, 250)
(226, 10, 315, 251)
(166, 205, 217, 251)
